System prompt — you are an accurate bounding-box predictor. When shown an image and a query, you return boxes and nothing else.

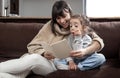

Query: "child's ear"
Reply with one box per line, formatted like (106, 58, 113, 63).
(83, 25, 87, 30)
(82, 26, 87, 33)
(83, 26, 90, 34)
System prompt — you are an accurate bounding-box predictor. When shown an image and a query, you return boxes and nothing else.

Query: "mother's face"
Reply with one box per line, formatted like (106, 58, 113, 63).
(56, 10, 71, 28)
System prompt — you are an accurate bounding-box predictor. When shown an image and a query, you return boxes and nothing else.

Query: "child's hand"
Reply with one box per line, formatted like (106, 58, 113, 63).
(68, 60, 77, 70)
(70, 49, 86, 58)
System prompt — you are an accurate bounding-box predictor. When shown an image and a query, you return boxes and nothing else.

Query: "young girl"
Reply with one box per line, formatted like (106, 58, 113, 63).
(54, 14, 106, 71)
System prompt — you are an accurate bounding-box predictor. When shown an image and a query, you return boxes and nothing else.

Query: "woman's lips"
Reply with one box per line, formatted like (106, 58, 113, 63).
(63, 23, 68, 28)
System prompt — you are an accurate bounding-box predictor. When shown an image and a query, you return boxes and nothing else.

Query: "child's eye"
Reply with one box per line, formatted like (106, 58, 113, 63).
(75, 25, 78, 28)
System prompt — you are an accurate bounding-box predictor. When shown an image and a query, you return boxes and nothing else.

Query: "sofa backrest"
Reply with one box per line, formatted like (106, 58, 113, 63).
(90, 21, 120, 59)
(0, 18, 120, 60)
(0, 22, 43, 58)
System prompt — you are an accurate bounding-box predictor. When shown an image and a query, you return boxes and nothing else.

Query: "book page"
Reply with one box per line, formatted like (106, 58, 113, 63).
(51, 39, 72, 59)
(42, 39, 72, 59)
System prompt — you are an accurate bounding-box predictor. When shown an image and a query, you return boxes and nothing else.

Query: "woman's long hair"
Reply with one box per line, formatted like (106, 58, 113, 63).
(51, 0, 72, 35)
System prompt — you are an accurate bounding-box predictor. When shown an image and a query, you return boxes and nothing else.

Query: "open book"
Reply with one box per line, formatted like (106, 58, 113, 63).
(42, 39, 72, 59)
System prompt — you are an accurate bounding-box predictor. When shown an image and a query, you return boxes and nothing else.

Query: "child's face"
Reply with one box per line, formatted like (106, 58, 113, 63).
(70, 18, 83, 36)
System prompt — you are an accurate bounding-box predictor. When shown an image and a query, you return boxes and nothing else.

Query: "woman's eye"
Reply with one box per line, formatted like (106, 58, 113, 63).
(70, 25, 72, 28)
(56, 17, 60, 20)
(62, 15, 66, 18)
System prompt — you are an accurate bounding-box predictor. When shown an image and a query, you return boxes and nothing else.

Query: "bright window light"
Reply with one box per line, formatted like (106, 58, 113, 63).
(86, 0, 120, 17)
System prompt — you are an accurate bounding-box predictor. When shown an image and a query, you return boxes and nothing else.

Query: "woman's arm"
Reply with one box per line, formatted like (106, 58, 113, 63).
(27, 21, 52, 55)
(84, 32, 104, 55)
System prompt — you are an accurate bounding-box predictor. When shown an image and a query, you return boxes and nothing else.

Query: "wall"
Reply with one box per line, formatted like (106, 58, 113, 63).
(19, 0, 84, 17)
(0, 0, 2, 16)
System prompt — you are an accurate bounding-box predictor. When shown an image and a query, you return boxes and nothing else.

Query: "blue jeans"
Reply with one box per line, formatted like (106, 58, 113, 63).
(54, 53, 106, 71)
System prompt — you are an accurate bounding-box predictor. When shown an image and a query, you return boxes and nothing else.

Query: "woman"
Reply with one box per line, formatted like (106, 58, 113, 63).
(27, 0, 105, 74)
(0, 0, 105, 78)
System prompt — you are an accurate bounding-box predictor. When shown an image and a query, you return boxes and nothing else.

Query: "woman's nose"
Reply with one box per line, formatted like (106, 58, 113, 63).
(60, 19, 65, 23)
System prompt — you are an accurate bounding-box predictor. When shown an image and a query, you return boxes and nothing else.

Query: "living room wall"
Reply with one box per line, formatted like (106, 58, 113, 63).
(19, 0, 84, 17)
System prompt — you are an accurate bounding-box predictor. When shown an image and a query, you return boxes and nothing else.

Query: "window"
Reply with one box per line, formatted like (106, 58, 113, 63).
(10, 0, 19, 14)
(86, 0, 120, 17)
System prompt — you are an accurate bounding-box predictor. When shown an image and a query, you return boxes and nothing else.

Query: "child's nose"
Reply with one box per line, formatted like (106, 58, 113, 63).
(71, 26, 76, 31)
(70, 28, 75, 33)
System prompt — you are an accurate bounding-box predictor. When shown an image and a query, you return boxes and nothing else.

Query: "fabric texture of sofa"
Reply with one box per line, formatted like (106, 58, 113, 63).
(0, 18, 120, 78)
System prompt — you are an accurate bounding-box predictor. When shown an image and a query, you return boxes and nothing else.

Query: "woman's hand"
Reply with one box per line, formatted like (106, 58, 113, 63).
(70, 49, 86, 58)
(68, 60, 77, 70)
(43, 51, 55, 60)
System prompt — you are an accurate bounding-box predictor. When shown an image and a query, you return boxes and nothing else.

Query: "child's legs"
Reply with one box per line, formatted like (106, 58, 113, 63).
(76, 53, 106, 71)
(54, 58, 69, 70)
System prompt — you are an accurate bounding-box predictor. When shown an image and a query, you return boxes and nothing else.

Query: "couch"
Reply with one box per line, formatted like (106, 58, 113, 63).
(0, 17, 120, 78)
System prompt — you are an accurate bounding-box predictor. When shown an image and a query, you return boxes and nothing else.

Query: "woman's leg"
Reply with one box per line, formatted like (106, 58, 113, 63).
(0, 54, 35, 73)
(0, 54, 56, 76)
(0, 70, 29, 78)
(0, 73, 17, 78)
(31, 55, 57, 76)
(76, 53, 106, 71)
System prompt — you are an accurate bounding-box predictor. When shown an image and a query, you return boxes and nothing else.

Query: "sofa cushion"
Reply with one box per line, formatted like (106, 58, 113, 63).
(46, 69, 99, 78)
(90, 22, 120, 59)
(0, 23, 43, 58)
